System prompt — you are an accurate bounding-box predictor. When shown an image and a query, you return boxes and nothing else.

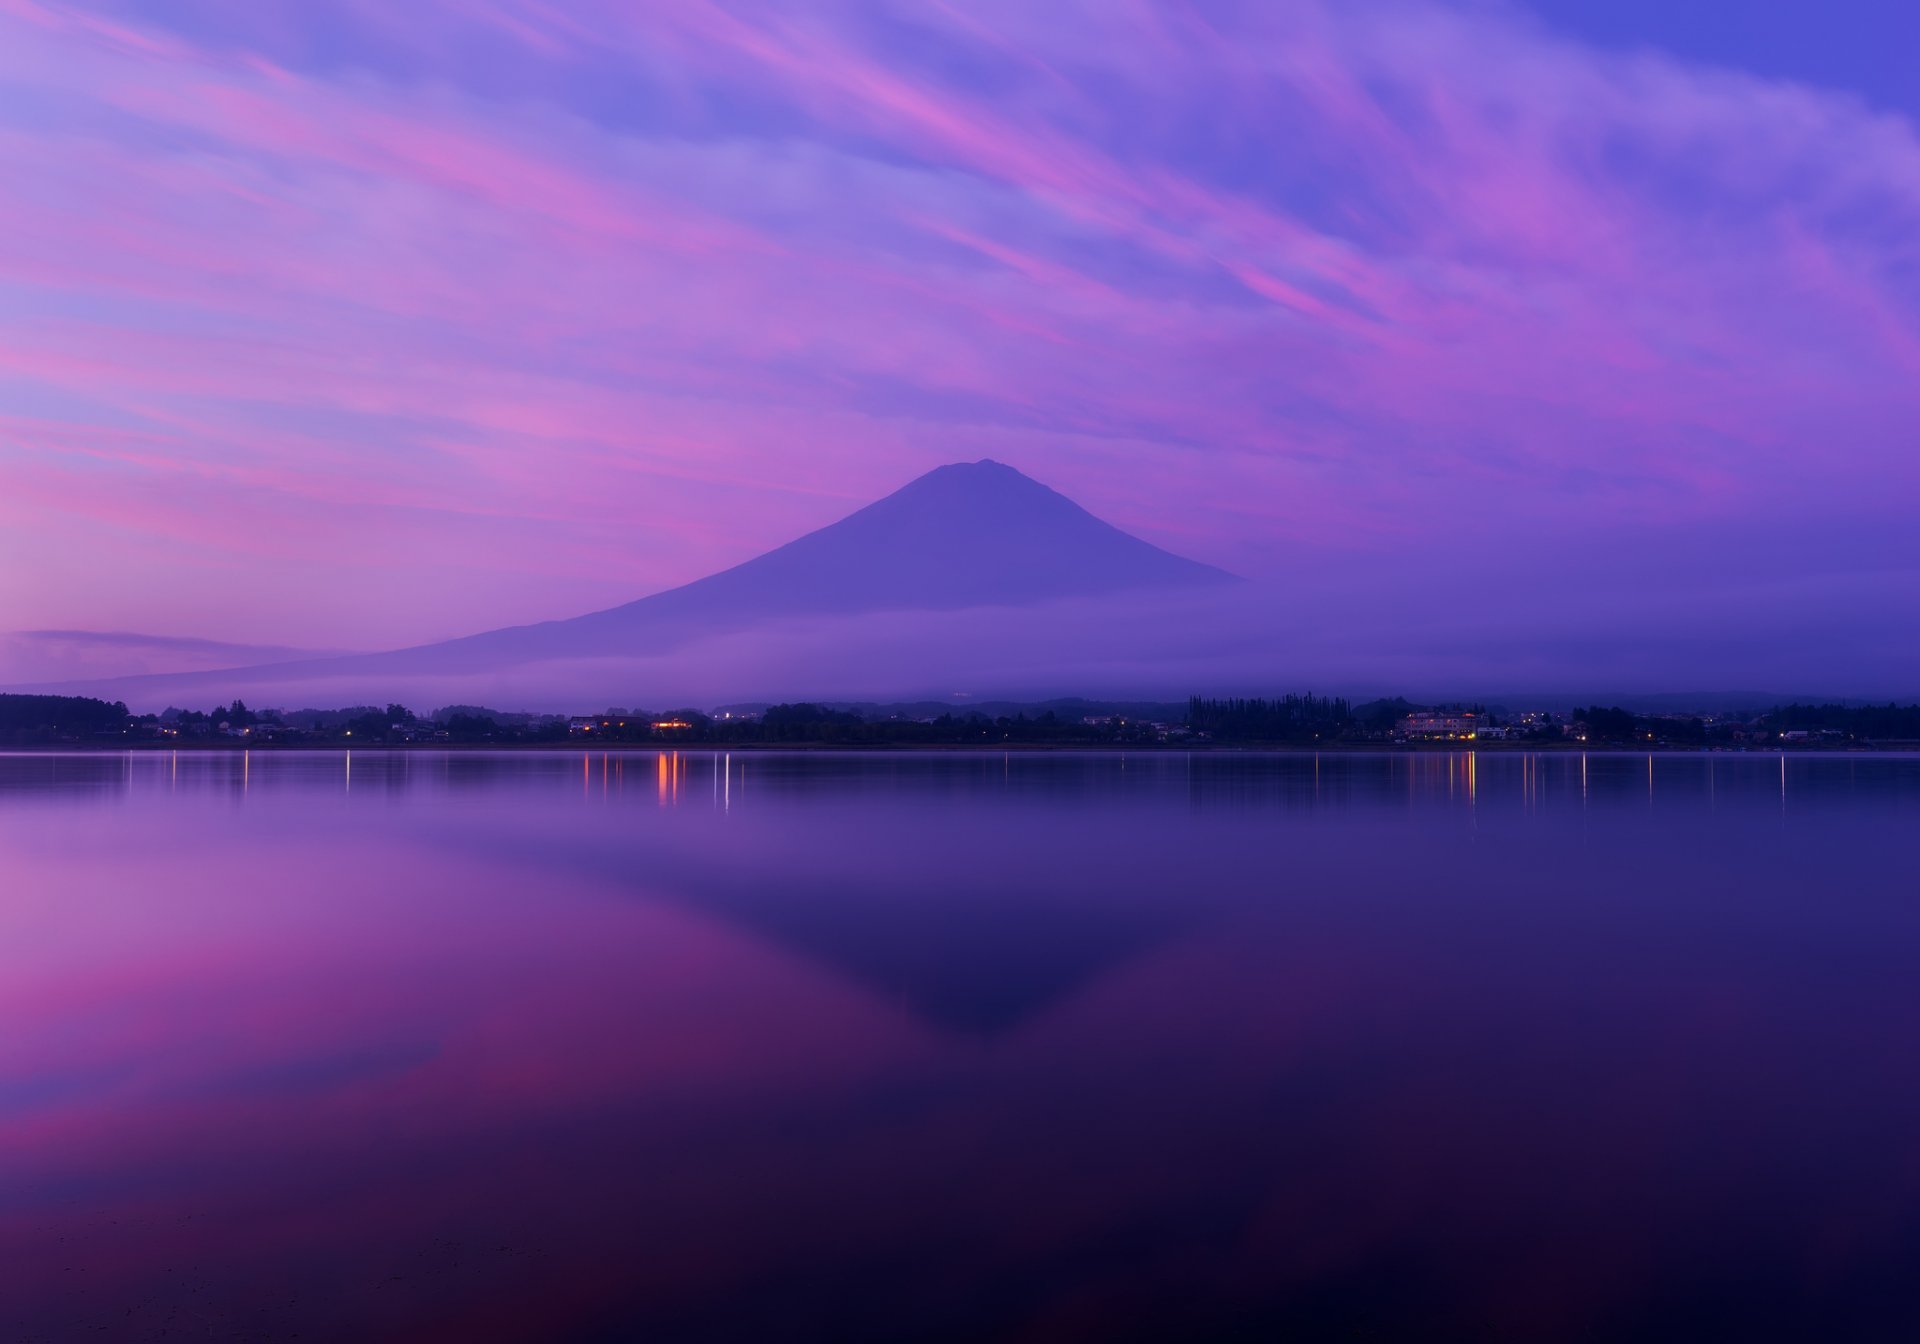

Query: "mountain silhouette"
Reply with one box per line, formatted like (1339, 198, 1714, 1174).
(237, 459, 1237, 679)
(14, 460, 1237, 703)
(673, 457, 1228, 611)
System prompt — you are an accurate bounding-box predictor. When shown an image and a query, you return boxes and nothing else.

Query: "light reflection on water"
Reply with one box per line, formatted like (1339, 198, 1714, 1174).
(2, 750, 1919, 1342)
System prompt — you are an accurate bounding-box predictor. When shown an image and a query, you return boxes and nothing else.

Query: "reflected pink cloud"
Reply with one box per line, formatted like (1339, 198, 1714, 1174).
(7, 752, 1920, 1337)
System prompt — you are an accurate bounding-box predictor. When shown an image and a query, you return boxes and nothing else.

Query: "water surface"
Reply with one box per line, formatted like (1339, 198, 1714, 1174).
(4, 749, 1919, 1341)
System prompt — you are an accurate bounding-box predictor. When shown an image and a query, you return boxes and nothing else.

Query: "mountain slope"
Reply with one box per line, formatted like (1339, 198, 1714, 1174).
(264, 459, 1234, 677)
(637, 457, 1228, 617)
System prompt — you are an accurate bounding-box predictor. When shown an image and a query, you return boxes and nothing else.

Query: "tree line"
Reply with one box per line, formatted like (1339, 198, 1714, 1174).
(1185, 695, 1357, 742)
(0, 694, 132, 742)
(6, 692, 1920, 746)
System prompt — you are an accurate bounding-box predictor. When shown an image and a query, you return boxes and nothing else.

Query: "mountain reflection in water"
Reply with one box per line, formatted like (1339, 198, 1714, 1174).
(3, 750, 1919, 1342)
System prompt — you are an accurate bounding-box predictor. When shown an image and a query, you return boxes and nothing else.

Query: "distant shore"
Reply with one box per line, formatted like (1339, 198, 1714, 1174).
(7, 741, 1916, 755)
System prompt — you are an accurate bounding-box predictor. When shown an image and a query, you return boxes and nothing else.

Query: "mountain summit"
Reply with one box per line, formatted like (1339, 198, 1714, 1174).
(616, 457, 1231, 617)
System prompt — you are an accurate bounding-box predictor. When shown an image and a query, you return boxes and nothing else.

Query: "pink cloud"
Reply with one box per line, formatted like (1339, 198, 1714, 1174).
(0, 0, 1913, 658)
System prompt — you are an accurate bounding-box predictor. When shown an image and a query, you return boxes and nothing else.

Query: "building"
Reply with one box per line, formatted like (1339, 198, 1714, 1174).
(1396, 709, 1480, 741)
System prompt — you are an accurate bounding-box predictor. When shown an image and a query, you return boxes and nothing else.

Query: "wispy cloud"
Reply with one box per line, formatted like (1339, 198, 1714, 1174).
(0, 628, 347, 684)
(0, 0, 1914, 667)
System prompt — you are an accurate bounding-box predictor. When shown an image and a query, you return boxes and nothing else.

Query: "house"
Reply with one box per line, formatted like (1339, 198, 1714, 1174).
(1396, 710, 1480, 741)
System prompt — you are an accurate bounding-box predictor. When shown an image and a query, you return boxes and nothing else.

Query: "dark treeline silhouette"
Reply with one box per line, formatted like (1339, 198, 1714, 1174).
(597, 705, 1176, 746)
(0, 693, 133, 743)
(1569, 706, 1708, 745)
(1566, 703, 1920, 745)
(1187, 695, 1354, 742)
(1770, 702, 1920, 740)
(167, 699, 260, 731)
(9, 692, 1920, 747)
(442, 712, 565, 744)
(1571, 705, 1652, 743)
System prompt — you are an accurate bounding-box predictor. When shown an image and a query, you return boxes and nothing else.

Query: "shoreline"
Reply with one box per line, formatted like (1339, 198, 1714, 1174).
(4, 741, 1916, 756)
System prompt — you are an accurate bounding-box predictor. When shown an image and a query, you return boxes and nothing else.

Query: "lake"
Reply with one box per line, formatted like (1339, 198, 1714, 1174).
(4, 749, 1919, 1341)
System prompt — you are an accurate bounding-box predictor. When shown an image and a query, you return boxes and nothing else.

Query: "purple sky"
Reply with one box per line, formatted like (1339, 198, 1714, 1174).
(2, 0, 1916, 684)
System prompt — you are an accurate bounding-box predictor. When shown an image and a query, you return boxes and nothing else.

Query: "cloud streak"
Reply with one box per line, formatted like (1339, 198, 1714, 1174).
(0, 0, 1914, 674)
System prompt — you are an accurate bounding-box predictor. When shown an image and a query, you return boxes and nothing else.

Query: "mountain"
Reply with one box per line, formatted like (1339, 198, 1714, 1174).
(28, 461, 1237, 705)
(676, 457, 1232, 613)
(372, 458, 1234, 673)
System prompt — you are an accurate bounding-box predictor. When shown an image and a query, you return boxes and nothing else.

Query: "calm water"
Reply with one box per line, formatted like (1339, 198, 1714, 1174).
(4, 749, 1920, 1342)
